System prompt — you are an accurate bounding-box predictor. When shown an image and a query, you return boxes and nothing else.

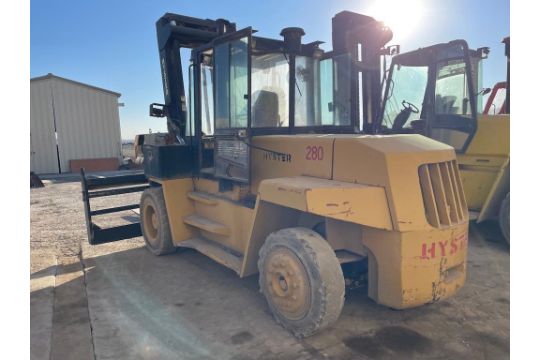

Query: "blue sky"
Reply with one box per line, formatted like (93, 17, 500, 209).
(31, 0, 509, 140)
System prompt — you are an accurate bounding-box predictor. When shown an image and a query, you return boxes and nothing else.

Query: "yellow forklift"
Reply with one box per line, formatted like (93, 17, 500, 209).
(378, 38, 510, 243)
(81, 11, 469, 337)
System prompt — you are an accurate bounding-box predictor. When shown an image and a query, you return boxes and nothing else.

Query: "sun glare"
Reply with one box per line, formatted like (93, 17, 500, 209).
(366, 0, 426, 41)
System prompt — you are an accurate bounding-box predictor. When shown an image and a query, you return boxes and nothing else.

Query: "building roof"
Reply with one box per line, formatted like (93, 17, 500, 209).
(30, 73, 121, 97)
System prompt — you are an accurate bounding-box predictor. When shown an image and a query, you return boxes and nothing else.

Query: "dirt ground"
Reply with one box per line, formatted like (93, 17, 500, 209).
(30, 174, 510, 360)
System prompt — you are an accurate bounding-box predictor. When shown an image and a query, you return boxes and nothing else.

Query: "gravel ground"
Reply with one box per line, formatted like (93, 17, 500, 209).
(30, 175, 510, 360)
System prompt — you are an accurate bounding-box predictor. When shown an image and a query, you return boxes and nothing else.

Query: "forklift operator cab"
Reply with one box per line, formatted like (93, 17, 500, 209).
(379, 40, 486, 153)
(185, 27, 361, 184)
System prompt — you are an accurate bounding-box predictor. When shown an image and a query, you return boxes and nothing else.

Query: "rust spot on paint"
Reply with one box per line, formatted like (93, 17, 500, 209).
(325, 209, 355, 217)
(326, 203, 339, 207)
(430, 280, 446, 303)
(277, 186, 304, 194)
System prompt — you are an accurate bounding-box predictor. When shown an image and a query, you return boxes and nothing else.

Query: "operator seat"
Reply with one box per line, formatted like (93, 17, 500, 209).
(252, 90, 280, 127)
(436, 95, 458, 114)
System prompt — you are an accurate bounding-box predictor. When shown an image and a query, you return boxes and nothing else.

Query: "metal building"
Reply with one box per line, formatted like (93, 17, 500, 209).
(30, 73, 122, 174)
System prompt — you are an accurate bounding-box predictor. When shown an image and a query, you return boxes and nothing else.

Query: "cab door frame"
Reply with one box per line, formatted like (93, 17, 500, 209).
(192, 27, 253, 184)
(426, 40, 479, 153)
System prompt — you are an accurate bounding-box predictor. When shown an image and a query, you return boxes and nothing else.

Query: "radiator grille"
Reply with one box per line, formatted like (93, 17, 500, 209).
(418, 160, 468, 228)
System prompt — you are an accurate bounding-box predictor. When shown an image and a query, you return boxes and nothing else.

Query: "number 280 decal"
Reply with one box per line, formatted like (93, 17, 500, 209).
(305, 145, 324, 160)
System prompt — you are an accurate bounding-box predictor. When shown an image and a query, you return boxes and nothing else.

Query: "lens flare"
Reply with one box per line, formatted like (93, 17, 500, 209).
(366, 0, 427, 41)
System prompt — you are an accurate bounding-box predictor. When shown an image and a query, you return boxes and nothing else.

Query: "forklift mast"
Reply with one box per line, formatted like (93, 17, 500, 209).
(150, 14, 236, 139)
(332, 12, 393, 132)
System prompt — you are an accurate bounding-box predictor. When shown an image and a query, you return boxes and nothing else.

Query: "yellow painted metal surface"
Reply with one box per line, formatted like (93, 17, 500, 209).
(258, 176, 393, 230)
(458, 167, 498, 210)
(159, 177, 254, 254)
(332, 134, 457, 231)
(250, 135, 334, 193)
(467, 115, 509, 155)
(159, 178, 195, 245)
(478, 158, 510, 221)
(458, 114, 510, 216)
(363, 223, 468, 309)
(188, 185, 253, 254)
(195, 177, 244, 202)
(241, 199, 300, 277)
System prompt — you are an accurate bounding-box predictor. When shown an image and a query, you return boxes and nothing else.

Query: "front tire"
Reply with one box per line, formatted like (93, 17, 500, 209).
(499, 192, 510, 245)
(258, 227, 345, 337)
(140, 187, 175, 255)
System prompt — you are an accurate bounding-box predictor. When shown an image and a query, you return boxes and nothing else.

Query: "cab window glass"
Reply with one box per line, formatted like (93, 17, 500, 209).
(201, 63, 214, 135)
(215, 43, 230, 129)
(435, 59, 472, 116)
(319, 58, 333, 125)
(251, 53, 289, 127)
(294, 56, 316, 126)
(215, 38, 249, 129)
(332, 54, 352, 126)
(312, 55, 352, 127)
(230, 38, 248, 128)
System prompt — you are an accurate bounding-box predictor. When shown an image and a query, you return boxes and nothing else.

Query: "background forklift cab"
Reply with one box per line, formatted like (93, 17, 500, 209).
(378, 40, 488, 153)
(378, 38, 510, 243)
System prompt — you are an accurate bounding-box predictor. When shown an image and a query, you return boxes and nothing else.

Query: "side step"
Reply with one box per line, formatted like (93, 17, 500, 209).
(183, 214, 230, 236)
(187, 191, 218, 205)
(180, 237, 243, 274)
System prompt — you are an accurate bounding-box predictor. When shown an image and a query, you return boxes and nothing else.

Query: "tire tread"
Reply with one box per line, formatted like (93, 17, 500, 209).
(140, 187, 175, 255)
(258, 227, 345, 337)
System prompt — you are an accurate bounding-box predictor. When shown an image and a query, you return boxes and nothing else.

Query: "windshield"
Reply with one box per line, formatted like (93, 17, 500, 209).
(382, 65, 428, 129)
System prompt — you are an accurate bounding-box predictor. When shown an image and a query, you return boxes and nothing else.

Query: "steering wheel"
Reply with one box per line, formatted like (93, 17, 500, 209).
(391, 100, 419, 132)
(402, 100, 419, 114)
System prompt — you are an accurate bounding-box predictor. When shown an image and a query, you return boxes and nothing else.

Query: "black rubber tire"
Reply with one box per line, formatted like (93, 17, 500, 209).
(140, 187, 175, 255)
(499, 192, 510, 245)
(258, 227, 345, 337)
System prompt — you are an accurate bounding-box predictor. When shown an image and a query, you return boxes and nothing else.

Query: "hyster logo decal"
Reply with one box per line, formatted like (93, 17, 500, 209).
(263, 151, 291, 162)
(421, 233, 468, 259)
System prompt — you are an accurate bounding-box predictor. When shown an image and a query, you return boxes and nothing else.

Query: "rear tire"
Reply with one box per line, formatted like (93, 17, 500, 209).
(140, 187, 175, 255)
(258, 227, 345, 337)
(499, 192, 510, 245)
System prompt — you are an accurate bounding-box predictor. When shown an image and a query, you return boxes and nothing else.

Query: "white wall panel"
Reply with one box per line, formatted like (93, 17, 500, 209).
(30, 76, 122, 173)
(30, 80, 59, 174)
(50, 78, 122, 172)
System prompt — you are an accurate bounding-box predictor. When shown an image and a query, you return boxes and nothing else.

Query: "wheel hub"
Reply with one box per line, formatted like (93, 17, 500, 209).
(264, 248, 310, 320)
(151, 213, 158, 229)
(143, 201, 159, 244)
